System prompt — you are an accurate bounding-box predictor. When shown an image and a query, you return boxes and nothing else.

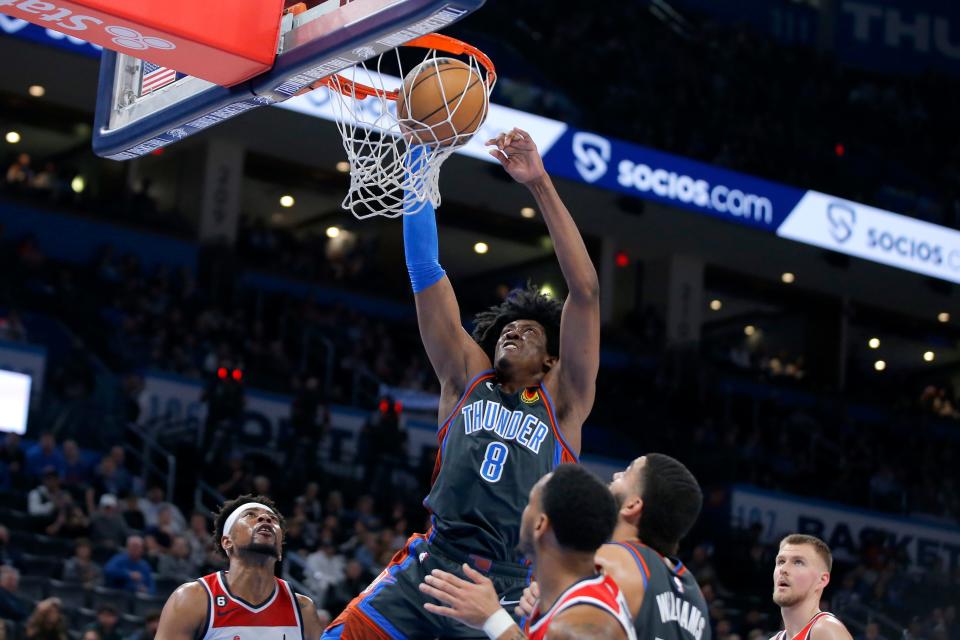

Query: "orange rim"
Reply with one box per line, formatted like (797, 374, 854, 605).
(319, 33, 496, 100)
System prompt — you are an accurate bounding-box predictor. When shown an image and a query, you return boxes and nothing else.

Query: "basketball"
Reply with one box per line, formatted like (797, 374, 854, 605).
(395, 57, 488, 147)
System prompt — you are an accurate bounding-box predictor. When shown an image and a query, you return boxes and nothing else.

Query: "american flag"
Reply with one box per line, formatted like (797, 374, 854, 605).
(140, 61, 179, 95)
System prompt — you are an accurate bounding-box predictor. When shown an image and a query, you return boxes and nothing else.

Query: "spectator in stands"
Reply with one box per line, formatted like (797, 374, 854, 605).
(123, 610, 160, 640)
(325, 559, 372, 614)
(138, 485, 186, 532)
(24, 597, 67, 640)
(89, 494, 129, 549)
(305, 538, 345, 605)
(183, 511, 216, 570)
(5, 153, 33, 188)
(0, 432, 27, 491)
(215, 453, 253, 498)
(85, 604, 121, 640)
(104, 535, 155, 594)
(44, 493, 90, 538)
(0, 525, 23, 570)
(62, 538, 103, 588)
(81, 632, 101, 640)
(25, 433, 65, 479)
(295, 481, 323, 523)
(156, 536, 197, 579)
(87, 456, 132, 510)
(61, 439, 90, 489)
(28, 467, 66, 527)
(0, 566, 26, 622)
(120, 492, 146, 530)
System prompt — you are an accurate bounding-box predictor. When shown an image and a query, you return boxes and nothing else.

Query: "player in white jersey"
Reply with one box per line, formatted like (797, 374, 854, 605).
(155, 494, 323, 640)
(771, 534, 853, 640)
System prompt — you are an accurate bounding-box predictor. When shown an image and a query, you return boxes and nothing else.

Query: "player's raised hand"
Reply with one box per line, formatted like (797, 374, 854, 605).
(515, 580, 539, 618)
(487, 127, 546, 186)
(419, 564, 504, 629)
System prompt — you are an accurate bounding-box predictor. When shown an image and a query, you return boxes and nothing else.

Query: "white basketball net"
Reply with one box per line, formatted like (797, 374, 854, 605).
(322, 42, 495, 219)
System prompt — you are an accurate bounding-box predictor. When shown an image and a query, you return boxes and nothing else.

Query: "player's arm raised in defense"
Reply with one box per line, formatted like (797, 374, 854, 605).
(489, 128, 600, 453)
(155, 581, 208, 640)
(402, 152, 490, 407)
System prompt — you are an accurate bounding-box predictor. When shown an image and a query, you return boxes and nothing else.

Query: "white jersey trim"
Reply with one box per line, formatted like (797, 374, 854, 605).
(216, 571, 279, 613)
(529, 574, 608, 632)
(198, 575, 215, 638)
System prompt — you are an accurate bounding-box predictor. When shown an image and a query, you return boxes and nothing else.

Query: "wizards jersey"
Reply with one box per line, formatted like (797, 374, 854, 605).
(425, 370, 578, 565)
(528, 574, 636, 640)
(197, 571, 303, 640)
(612, 541, 711, 640)
(770, 612, 839, 640)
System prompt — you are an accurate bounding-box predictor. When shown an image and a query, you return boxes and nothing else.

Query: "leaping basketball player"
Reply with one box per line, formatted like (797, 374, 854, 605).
(155, 494, 324, 640)
(518, 454, 712, 640)
(323, 127, 600, 639)
(770, 535, 853, 640)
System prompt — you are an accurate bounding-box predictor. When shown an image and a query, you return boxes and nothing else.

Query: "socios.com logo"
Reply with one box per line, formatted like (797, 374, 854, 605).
(826, 202, 856, 244)
(572, 132, 611, 183)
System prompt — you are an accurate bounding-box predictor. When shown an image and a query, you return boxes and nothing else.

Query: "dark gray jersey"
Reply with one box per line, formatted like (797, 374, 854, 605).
(424, 370, 578, 565)
(610, 541, 711, 640)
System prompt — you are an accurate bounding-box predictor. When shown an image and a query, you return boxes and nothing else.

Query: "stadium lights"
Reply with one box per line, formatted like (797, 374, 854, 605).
(781, 272, 795, 284)
(5, 131, 20, 144)
(709, 299, 722, 311)
(938, 312, 950, 323)
(473, 242, 489, 255)
(279, 195, 295, 208)
(336, 161, 350, 173)
(874, 360, 886, 371)
(540, 284, 554, 298)
(520, 207, 536, 219)
(868, 338, 880, 349)
(744, 325, 756, 336)
(70, 176, 85, 193)
(923, 351, 935, 362)
(28, 85, 45, 97)
(326, 226, 340, 239)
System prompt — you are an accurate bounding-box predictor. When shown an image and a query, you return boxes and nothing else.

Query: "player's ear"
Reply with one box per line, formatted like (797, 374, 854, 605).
(819, 571, 830, 591)
(534, 513, 548, 541)
(620, 496, 642, 524)
(542, 354, 558, 372)
(221, 535, 232, 555)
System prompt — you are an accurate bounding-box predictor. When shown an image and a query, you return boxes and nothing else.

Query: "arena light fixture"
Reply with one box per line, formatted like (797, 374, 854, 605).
(781, 272, 795, 284)
(473, 242, 489, 255)
(744, 325, 756, 337)
(923, 351, 935, 362)
(70, 176, 85, 194)
(5, 131, 20, 144)
(868, 338, 880, 349)
(279, 195, 295, 208)
(520, 207, 536, 219)
(709, 299, 722, 311)
(938, 312, 950, 323)
(540, 284, 554, 298)
(28, 85, 45, 97)
(326, 226, 340, 239)
(874, 360, 886, 371)
(336, 161, 350, 173)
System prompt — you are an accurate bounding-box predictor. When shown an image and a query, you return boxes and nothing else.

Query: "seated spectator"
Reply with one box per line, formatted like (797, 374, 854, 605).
(25, 433, 65, 480)
(5, 153, 33, 187)
(295, 481, 323, 523)
(61, 439, 91, 489)
(89, 494, 129, 549)
(28, 467, 66, 527)
(183, 511, 216, 570)
(305, 539, 345, 605)
(325, 559, 371, 615)
(0, 432, 27, 491)
(120, 492, 146, 530)
(0, 566, 26, 622)
(104, 535, 155, 594)
(0, 525, 23, 570)
(138, 485, 185, 532)
(24, 597, 67, 640)
(123, 610, 160, 640)
(156, 536, 197, 579)
(44, 493, 90, 538)
(62, 538, 102, 588)
(87, 457, 132, 509)
(85, 604, 121, 640)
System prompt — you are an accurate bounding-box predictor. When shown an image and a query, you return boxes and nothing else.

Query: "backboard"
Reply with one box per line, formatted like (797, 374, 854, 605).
(92, 0, 485, 160)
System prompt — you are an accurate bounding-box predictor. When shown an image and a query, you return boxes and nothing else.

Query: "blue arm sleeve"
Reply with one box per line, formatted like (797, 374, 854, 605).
(403, 146, 446, 293)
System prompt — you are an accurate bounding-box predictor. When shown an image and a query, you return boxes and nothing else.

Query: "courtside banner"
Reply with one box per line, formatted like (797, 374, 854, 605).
(777, 191, 960, 284)
(540, 128, 806, 233)
(731, 485, 960, 571)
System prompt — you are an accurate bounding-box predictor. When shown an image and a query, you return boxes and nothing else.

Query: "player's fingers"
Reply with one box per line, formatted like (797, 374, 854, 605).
(419, 581, 458, 603)
(489, 150, 509, 167)
(424, 603, 459, 618)
(461, 563, 489, 585)
(530, 582, 540, 598)
(430, 569, 470, 589)
(513, 127, 532, 140)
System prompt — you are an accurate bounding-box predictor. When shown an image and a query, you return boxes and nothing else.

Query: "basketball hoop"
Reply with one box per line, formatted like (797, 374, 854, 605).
(316, 34, 496, 219)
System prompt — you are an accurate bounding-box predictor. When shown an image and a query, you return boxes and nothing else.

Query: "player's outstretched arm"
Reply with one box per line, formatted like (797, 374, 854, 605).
(488, 128, 600, 452)
(403, 147, 490, 402)
(296, 593, 324, 640)
(155, 582, 207, 640)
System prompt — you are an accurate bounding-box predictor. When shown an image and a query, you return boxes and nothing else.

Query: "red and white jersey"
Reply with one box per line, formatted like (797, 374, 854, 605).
(528, 574, 637, 640)
(197, 571, 303, 640)
(771, 612, 838, 640)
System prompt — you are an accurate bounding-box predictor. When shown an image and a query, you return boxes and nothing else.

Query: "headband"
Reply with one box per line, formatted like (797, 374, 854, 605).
(223, 502, 276, 538)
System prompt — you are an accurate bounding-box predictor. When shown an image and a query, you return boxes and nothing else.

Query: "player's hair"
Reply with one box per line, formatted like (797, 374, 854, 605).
(211, 494, 285, 557)
(471, 282, 563, 360)
(636, 453, 702, 556)
(780, 534, 833, 572)
(542, 464, 617, 553)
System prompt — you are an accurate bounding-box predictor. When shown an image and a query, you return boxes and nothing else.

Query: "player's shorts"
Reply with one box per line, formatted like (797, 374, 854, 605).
(322, 531, 530, 640)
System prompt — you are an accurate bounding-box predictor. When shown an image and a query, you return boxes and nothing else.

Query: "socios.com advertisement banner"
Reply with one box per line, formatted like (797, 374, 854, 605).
(732, 485, 960, 571)
(541, 129, 806, 233)
(777, 191, 960, 284)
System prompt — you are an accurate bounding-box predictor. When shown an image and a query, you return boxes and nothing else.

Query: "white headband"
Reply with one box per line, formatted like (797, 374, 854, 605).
(223, 502, 276, 537)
